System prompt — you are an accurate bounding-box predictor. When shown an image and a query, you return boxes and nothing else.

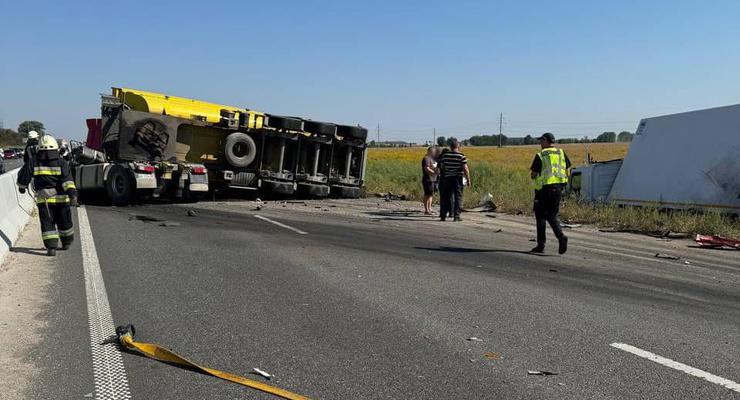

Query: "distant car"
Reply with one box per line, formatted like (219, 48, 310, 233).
(3, 150, 16, 159)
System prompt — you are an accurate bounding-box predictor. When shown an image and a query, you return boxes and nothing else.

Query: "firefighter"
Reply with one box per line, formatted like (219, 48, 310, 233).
(24, 130, 40, 164)
(17, 135, 77, 256)
(529, 133, 570, 254)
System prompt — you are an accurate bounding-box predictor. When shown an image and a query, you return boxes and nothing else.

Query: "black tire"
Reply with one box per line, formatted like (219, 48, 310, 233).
(331, 185, 361, 199)
(223, 132, 257, 168)
(262, 180, 295, 195)
(298, 183, 329, 198)
(336, 125, 368, 140)
(106, 165, 134, 206)
(266, 115, 304, 131)
(303, 120, 337, 136)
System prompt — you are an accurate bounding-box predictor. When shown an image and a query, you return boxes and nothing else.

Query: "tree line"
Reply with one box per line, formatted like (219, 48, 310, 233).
(433, 131, 633, 147)
(0, 120, 45, 147)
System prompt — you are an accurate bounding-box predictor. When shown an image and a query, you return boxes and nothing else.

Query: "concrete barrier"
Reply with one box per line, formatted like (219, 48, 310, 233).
(0, 168, 35, 264)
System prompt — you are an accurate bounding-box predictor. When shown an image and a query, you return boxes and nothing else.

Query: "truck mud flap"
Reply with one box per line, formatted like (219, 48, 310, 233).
(262, 180, 295, 195)
(330, 185, 361, 199)
(298, 183, 329, 198)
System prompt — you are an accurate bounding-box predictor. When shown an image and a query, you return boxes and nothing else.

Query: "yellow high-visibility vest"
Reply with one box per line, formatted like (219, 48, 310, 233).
(534, 147, 568, 190)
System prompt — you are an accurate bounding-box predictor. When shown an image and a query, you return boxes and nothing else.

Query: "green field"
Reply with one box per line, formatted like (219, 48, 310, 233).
(365, 144, 740, 238)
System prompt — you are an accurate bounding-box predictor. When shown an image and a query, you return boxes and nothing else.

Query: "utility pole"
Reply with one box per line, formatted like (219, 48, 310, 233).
(433, 128, 436, 145)
(498, 112, 503, 148)
(376, 124, 380, 143)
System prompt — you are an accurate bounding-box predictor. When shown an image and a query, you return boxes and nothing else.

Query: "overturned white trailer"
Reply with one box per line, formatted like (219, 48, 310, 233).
(604, 104, 740, 214)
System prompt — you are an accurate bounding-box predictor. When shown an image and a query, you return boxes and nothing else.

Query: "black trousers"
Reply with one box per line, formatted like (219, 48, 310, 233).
(440, 176, 463, 218)
(38, 202, 74, 249)
(533, 185, 565, 246)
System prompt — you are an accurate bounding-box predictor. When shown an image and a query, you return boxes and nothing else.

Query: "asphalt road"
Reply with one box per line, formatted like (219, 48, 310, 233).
(20, 200, 740, 399)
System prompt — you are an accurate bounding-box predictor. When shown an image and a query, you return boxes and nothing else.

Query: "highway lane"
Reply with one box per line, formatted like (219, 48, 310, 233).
(22, 202, 740, 399)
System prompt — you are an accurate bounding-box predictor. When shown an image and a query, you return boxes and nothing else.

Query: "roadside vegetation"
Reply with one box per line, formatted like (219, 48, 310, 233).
(366, 144, 740, 238)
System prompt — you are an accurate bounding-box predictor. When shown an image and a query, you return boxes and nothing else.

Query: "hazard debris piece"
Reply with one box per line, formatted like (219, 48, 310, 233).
(654, 253, 680, 260)
(465, 193, 498, 212)
(483, 351, 501, 360)
(467, 337, 484, 342)
(528, 370, 558, 376)
(129, 214, 166, 223)
(252, 368, 273, 380)
(159, 222, 181, 227)
(187, 209, 197, 217)
(695, 234, 740, 250)
(375, 192, 407, 201)
(562, 223, 581, 229)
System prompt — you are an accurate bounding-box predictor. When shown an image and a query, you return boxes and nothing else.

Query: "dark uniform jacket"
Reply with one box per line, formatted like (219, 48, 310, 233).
(17, 150, 77, 204)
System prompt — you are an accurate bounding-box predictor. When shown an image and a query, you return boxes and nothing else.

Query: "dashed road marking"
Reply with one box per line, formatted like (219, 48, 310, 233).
(254, 215, 308, 235)
(79, 206, 132, 399)
(610, 342, 740, 394)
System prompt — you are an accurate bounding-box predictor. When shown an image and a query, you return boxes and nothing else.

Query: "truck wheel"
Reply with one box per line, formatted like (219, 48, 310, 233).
(303, 120, 337, 136)
(337, 125, 368, 140)
(266, 115, 304, 131)
(223, 132, 257, 168)
(106, 165, 134, 206)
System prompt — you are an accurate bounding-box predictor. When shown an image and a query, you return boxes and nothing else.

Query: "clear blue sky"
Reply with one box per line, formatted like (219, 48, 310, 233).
(1, 1, 739, 142)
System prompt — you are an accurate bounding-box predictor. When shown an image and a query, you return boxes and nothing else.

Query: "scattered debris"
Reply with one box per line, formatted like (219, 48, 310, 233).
(494, 228, 503, 233)
(558, 383, 566, 387)
(251, 368, 273, 380)
(562, 223, 581, 229)
(465, 193, 498, 212)
(159, 222, 181, 227)
(654, 253, 680, 260)
(84, 393, 93, 398)
(255, 198, 262, 203)
(469, 359, 476, 363)
(287, 200, 307, 205)
(695, 234, 740, 250)
(665, 232, 690, 239)
(549, 269, 558, 273)
(255, 205, 263, 211)
(528, 370, 558, 376)
(186, 209, 197, 217)
(375, 192, 407, 201)
(483, 351, 501, 360)
(129, 215, 166, 223)
(467, 337, 484, 342)
(684, 260, 692, 265)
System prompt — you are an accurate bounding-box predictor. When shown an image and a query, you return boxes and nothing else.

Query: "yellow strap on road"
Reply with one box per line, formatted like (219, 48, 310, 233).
(115, 325, 312, 400)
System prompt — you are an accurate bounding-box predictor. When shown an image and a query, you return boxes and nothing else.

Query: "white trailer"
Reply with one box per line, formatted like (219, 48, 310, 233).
(607, 104, 740, 214)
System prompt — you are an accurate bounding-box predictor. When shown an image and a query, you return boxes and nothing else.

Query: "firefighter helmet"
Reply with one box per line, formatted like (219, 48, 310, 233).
(37, 135, 59, 151)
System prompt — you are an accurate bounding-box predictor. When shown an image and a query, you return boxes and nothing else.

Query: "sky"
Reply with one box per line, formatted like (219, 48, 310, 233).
(1, 0, 739, 143)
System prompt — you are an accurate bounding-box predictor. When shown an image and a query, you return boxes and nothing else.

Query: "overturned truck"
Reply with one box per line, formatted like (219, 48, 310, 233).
(72, 87, 368, 204)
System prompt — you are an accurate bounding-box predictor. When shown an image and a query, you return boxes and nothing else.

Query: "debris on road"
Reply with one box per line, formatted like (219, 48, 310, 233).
(695, 234, 740, 250)
(467, 337, 484, 342)
(562, 223, 581, 229)
(654, 253, 680, 260)
(684, 261, 692, 265)
(252, 368, 273, 380)
(494, 228, 503, 233)
(549, 269, 558, 273)
(159, 222, 181, 227)
(375, 192, 407, 201)
(527, 370, 558, 376)
(129, 215, 166, 223)
(186, 209, 197, 217)
(483, 351, 501, 360)
(465, 193, 498, 212)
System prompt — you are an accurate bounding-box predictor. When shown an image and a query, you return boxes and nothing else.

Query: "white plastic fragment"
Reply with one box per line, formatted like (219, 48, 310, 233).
(252, 368, 273, 380)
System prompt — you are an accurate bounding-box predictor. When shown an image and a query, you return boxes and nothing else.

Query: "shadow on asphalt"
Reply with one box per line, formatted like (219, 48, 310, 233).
(414, 246, 550, 256)
(10, 246, 49, 256)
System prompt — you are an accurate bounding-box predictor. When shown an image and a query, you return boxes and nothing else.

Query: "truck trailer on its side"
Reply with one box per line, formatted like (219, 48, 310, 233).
(71, 87, 368, 204)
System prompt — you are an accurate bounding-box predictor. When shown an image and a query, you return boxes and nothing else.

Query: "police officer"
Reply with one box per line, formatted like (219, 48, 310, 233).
(529, 133, 570, 254)
(17, 135, 77, 256)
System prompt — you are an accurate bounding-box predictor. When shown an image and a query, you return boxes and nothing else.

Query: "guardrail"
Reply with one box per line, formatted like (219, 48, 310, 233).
(0, 168, 35, 264)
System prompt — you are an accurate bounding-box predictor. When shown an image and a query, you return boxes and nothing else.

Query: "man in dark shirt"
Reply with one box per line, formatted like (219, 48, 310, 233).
(438, 139, 471, 221)
(529, 133, 571, 254)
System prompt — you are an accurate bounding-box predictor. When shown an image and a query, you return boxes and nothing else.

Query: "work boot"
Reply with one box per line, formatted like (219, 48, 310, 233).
(454, 216, 462, 222)
(47, 248, 57, 257)
(530, 245, 544, 254)
(61, 244, 70, 251)
(558, 236, 568, 255)
(440, 217, 446, 222)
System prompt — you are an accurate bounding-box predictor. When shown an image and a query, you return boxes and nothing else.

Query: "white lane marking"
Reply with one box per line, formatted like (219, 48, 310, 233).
(611, 343, 740, 394)
(78, 207, 132, 399)
(254, 215, 308, 235)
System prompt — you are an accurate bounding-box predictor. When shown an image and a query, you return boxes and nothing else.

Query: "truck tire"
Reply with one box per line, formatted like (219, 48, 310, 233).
(223, 132, 257, 168)
(266, 115, 304, 131)
(337, 125, 368, 140)
(331, 185, 362, 199)
(303, 120, 337, 136)
(106, 165, 134, 206)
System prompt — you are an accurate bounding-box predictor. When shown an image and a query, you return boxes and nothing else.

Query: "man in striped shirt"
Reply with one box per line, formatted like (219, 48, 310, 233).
(438, 139, 471, 221)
